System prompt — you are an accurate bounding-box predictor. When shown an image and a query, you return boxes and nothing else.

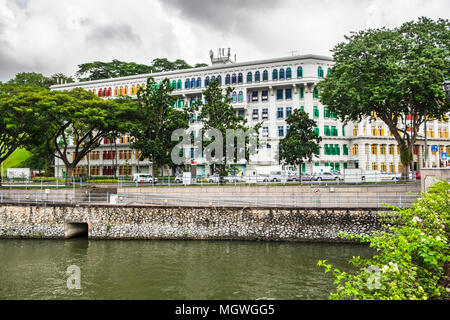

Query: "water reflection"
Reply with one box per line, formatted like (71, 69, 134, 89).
(0, 240, 374, 300)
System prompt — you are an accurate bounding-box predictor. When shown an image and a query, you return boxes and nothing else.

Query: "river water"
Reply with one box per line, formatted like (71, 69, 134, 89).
(0, 239, 374, 300)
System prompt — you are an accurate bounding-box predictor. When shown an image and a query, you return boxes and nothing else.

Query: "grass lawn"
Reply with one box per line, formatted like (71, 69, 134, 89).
(1, 148, 31, 175)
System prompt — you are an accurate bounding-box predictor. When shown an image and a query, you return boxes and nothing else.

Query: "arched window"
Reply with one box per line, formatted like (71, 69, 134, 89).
(238, 91, 243, 102)
(225, 74, 231, 85)
(286, 68, 292, 79)
(177, 80, 182, 90)
(92, 89, 96, 95)
(211, 76, 216, 83)
(247, 72, 252, 83)
(232, 92, 237, 103)
(297, 66, 303, 78)
(98, 88, 103, 97)
(191, 78, 195, 89)
(231, 73, 237, 84)
(185, 79, 190, 89)
(205, 76, 210, 87)
(107, 87, 112, 96)
(217, 75, 222, 85)
(279, 68, 285, 80)
(263, 70, 268, 81)
(124, 86, 128, 95)
(171, 81, 176, 89)
(327, 68, 331, 76)
(196, 77, 201, 88)
(130, 86, 135, 95)
(272, 69, 278, 80)
(318, 66, 324, 78)
(114, 88, 118, 96)
(255, 71, 260, 82)
(238, 73, 243, 84)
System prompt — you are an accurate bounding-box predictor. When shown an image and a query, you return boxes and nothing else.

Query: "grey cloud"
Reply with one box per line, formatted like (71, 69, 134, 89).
(85, 23, 142, 47)
(160, 0, 278, 32)
(14, 0, 28, 9)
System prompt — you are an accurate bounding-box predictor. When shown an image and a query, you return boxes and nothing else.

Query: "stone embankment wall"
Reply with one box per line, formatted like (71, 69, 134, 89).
(0, 204, 385, 242)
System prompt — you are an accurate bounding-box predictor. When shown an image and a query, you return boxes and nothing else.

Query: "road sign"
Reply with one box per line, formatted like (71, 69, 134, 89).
(431, 145, 439, 152)
(314, 188, 321, 195)
(442, 153, 448, 161)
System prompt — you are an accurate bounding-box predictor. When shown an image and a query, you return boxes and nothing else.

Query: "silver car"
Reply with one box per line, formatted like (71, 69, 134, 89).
(312, 172, 341, 181)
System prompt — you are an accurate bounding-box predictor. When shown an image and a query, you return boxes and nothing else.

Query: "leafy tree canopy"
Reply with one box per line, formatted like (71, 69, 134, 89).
(76, 58, 208, 81)
(0, 84, 50, 182)
(8, 72, 74, 89)
(318, 17, 450, 176)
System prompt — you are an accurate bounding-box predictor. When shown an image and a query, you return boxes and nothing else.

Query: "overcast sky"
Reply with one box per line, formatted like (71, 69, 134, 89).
(0, 0, 449, 82)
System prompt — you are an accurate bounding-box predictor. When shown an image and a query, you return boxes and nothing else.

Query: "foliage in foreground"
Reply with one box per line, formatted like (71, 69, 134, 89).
(318, 181, 449, 300)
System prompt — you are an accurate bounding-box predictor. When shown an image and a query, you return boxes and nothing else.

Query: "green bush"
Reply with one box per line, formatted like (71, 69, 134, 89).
(318, 180, 449, 300)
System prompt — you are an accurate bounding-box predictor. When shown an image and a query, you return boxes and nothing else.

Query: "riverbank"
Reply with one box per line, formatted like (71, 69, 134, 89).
(0, 203, 385, 242)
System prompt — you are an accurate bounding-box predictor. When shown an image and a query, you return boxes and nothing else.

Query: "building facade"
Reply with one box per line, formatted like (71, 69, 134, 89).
(51, 53, 450, 178)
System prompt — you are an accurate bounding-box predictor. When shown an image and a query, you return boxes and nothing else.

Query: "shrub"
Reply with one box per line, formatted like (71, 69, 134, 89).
(318, 181, 449, 300)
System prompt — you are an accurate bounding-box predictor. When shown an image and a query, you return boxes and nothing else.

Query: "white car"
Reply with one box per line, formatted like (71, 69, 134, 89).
(207, 174, 220, 183)
(133, 174, 158, 184)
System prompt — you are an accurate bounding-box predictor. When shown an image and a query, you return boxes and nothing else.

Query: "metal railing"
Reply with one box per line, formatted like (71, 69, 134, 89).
(0, 172, 420, 189)
(0, 190, 420, 208)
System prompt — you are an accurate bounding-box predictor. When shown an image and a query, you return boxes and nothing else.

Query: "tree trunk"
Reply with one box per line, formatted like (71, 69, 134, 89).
(65, 165, 74, 185)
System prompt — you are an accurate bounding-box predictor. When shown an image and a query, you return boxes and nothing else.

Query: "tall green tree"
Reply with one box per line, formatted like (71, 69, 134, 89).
(197, 79, 260, 176)
(37, 88, 136, 183)
(0, 84, 48, 184)
(318, 17, 450, 178)
(279, 109, 322, 177)
(130, 77, 193, 177)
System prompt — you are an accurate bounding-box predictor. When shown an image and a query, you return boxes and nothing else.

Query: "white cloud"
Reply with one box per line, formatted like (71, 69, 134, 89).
(0, 0, 448, 82)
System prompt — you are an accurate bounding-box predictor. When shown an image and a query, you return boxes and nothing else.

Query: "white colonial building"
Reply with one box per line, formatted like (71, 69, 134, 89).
(51, 50, 450, 178)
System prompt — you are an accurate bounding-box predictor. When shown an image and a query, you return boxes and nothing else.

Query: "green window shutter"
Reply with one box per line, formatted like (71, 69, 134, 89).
(313, 88, 319, 99)
(325, 163, 329, 167)
(300, 87, 304, 99)
(324, 126, 330, 136)
(324, 144, 328, 155)
(313, 106, 319, 117)
(335, 163, 340, 171)
(343, 145, 349, 156)
(302, 163, 306, 173)
(315, 163, 319, 167)
(343, 163, 348, 169)
(335, 144, 340, 155)
(314, 127, 319, 136)
(300, 106, 304, 111)
(331, 126, 337, 136)
(342, 125, 346, 136)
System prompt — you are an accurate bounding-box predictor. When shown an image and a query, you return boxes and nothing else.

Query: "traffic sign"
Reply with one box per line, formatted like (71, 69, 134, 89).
(431, 145, 439, 152)
(314, 188, 321, 195)
(442, 153, 448, 161)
